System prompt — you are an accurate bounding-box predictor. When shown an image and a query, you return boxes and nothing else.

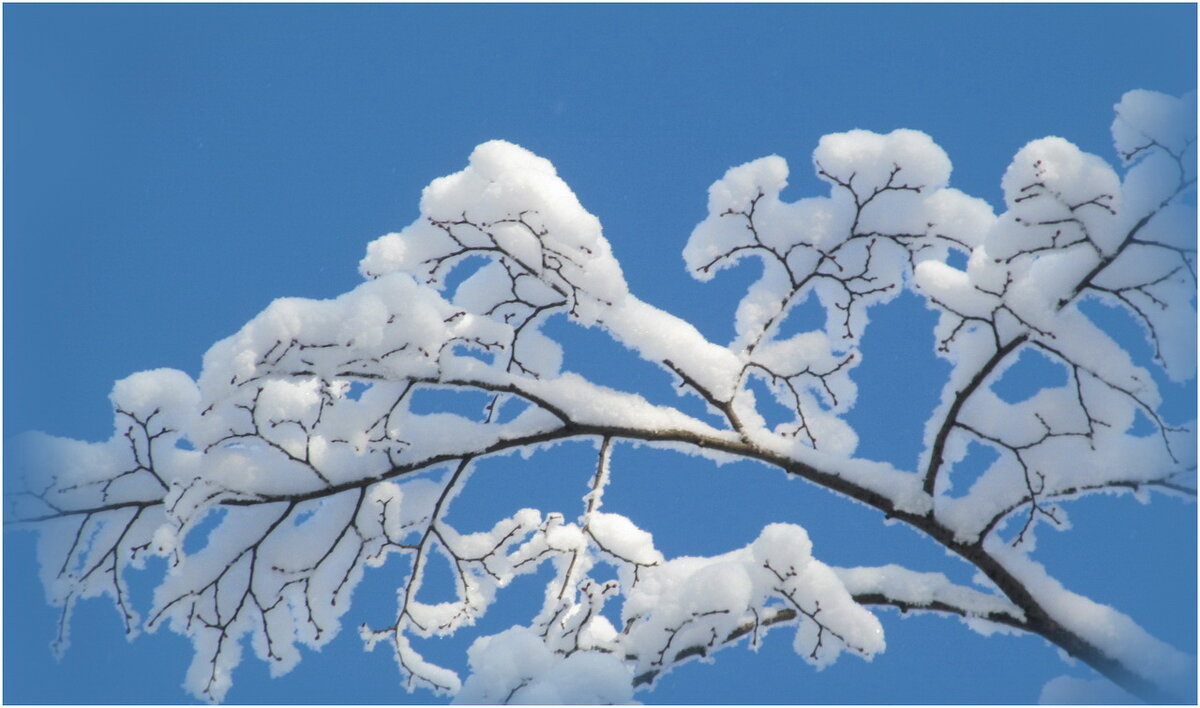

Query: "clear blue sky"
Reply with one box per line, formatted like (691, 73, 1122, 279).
(4, 3, 1195, 704)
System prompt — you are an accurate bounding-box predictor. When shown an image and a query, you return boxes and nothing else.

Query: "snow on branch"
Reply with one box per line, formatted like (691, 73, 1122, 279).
(8, 90, 1196, 704)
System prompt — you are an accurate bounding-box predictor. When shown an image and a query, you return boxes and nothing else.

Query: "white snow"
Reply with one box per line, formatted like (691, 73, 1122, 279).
(15, 92, 1195, 704)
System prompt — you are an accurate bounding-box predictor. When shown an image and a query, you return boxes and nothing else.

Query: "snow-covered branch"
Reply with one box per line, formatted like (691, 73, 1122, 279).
(10, 89, 1195, 704)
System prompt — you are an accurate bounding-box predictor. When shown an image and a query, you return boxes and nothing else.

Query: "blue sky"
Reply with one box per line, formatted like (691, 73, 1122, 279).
(4, 3, 1196, 704)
